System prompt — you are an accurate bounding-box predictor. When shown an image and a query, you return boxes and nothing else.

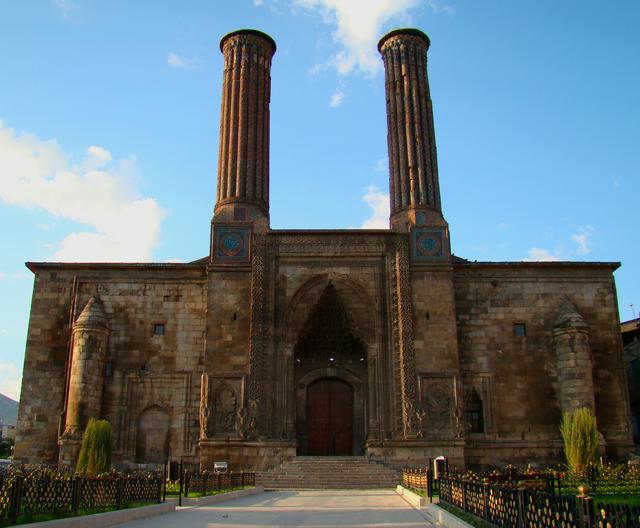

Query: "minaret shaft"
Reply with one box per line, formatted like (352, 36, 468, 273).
(379, 29, 444, 231)
(215, 30, 275, 219)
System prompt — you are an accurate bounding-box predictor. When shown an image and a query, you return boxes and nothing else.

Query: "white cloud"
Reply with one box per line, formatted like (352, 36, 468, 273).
(498, 222, 508, 229)
(571, 226, 593, 255)
(165, 258, 184, 263)
(0, 329, 8, 337)
(0, 363, 16, 374)
(0, 271, 5, 281)
(526, 248, 561, 262)
(254, 0, 265, 5)
(374, 157, 388, 173)
(329, 90, 345, 107)
(360, 185, 389, 229)
(0, 377, 21, 401)
(87, 145, 112, 164)
(0, 122, 165, 262)
(291, 0, 452, 77)
(36, 222, 54, 230)
(0, 362, 20, 401)
(167, 52, 199, 70)
(52, 0, 75, 19)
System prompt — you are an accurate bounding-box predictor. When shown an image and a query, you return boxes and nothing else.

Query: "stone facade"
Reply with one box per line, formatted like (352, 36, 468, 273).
(14, 28, 634, 470)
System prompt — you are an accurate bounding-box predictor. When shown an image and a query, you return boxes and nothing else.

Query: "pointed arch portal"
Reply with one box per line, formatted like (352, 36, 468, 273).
(294, 282, 367, 455)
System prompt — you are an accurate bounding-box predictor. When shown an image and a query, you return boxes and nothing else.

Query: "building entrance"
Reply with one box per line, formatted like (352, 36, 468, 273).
(307, 378, 353, 455)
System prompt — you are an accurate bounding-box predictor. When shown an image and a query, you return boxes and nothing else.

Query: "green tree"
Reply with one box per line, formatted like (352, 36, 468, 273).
(560, 407, 599, 476)
(76, 419, 112, 475)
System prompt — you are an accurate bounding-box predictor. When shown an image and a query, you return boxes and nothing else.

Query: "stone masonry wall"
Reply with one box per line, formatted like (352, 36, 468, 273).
(453, 262, 633, 466)
(14, 270, 72, 463)
(15, 264, 207, 465)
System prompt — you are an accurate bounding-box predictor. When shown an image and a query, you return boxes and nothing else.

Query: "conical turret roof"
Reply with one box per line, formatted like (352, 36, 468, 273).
(554, 299, 587, 329)
(74, 295, 108, 329)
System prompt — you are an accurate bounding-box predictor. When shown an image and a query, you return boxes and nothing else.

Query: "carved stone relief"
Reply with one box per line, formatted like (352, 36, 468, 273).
(204, 376, 244, 438)
(214, 385, 237, 434)
(420, 376, 454, 437)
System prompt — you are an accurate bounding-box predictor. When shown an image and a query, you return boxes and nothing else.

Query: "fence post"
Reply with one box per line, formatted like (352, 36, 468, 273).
(71, 476, 81, 514)
(156, 472, 162, 504)
(516, 488, 526, 528)
(462, 481, 468, 511)
(178, 460, 183, 507)
(116, 476, 123, 509)
(577, 494, 595, 528)
(482, 482, 490, 522)
(162, 461, 167, 502)
(204, 472, 208, 496)
(9, 475, 24, 525)
(427, 467, 433, 503)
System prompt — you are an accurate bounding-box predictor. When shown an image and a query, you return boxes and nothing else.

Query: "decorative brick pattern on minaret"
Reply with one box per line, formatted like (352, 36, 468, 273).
(378, 29, 445, 232)
(215, 29, 276, 222)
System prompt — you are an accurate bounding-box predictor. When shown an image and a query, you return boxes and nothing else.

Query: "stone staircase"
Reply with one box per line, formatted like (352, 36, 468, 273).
(256, 456, 401, 490)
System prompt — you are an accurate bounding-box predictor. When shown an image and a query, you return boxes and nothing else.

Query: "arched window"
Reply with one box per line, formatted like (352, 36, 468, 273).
(465, 388, 484, 434)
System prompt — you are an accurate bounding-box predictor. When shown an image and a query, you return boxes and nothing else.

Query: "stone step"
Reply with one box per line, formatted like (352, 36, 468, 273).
(256, 456, 400, 490)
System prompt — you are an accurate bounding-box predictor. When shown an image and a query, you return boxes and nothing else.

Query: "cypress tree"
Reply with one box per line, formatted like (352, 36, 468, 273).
(76, 418, 112, 475)
(560, 407, 599, 476)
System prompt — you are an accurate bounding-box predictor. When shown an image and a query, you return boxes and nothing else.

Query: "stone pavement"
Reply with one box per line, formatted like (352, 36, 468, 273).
(117, 489, 433, 527)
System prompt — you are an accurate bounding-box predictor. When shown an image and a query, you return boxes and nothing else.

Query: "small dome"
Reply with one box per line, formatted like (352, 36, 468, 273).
(74, 295, 108, 329)
(554, 299, 587, 329)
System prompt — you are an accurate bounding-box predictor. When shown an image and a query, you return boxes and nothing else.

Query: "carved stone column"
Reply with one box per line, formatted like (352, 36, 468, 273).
(391, 237, 419, 438)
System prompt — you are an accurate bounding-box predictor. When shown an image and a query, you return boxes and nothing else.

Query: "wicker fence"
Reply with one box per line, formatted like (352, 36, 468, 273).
(0, 470, 161, 525)
(439, 474, 640, 528)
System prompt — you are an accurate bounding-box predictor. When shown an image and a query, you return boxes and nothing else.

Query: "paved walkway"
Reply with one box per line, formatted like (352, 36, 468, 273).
(118, 490, 432, 527)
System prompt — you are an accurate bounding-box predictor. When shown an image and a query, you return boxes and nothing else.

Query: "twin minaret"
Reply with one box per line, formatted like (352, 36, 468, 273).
(214, 30, 276, 229)
(212, 28, 447, 246)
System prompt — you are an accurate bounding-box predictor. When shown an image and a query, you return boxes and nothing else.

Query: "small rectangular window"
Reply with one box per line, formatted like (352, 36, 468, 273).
(153, 323, 165, 336)
(514, 323, 527, 337)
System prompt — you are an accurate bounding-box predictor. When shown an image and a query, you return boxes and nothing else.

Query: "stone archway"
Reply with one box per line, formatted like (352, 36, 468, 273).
(135, 405, 170, 463)
(293, 282, 367, 455)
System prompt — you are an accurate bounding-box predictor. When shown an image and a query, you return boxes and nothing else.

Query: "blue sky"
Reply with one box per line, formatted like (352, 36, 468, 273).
(0, 1, 638, 401)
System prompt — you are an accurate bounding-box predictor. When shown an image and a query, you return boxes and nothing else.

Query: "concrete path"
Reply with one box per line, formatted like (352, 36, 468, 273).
(117, 490, 433, 527)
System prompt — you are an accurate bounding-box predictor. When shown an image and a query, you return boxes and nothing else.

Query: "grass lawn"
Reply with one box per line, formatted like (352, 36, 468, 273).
(437, 501, 493, 528)
(184, 485, 250, 498)
(591, 493, 640, 506)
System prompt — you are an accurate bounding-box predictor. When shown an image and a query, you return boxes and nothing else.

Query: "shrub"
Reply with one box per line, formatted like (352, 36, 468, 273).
(560, 407, 599, 476)
(76, 419, 112, 475)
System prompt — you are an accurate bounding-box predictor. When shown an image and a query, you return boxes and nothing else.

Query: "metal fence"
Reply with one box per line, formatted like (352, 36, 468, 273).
(162, 460, 255, 506)
(0, 471, 162, 525)
(439, 474, 640, 528)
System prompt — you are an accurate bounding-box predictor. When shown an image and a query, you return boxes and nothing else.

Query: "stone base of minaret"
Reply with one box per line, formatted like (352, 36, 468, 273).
(58, 432, 82, 468)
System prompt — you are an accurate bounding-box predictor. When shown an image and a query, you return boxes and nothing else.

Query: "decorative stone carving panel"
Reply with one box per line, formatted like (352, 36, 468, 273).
(420, 375, 455, 438)
(206, 376, 245, 438)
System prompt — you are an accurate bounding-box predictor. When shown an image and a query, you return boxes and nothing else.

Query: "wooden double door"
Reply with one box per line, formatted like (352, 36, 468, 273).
(306, 378, 354, 456)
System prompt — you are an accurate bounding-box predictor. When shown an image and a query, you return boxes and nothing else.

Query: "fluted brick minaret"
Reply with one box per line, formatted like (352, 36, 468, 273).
(378, 29, 447, 233)
(214, 29, 276, 228)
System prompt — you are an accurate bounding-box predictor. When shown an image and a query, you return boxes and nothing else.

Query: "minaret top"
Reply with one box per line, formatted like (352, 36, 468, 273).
(220, 29, 277, 53)
(378, 28, 430, 51)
